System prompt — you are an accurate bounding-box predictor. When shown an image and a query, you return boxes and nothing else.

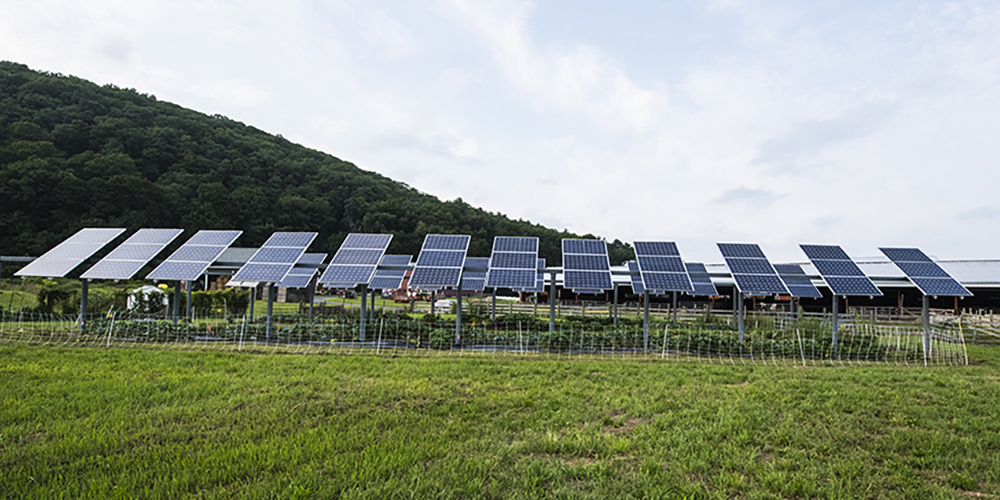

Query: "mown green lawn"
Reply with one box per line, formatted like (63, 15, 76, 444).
(1, 344, 998, 499)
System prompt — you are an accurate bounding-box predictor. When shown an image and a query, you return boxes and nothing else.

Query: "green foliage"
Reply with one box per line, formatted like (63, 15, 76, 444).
(0, 62, 631, 263)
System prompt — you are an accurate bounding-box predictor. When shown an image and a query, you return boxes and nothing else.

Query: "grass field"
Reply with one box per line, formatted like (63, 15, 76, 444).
(2, 345, 999, 499)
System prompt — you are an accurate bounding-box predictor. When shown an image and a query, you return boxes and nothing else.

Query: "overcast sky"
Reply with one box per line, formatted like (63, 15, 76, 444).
(2, 1, 999, 264)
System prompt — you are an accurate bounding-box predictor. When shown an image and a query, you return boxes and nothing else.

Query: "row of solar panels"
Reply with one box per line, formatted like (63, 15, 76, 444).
(13, 228, 973, 298)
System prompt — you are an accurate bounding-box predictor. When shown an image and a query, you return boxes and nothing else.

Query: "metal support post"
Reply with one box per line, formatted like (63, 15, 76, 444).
(248, 286, 255, 322)
(491, 289, 497, 321)
(672, 291, 678, 326)
(455, 281, 463, 344)
(308, 281, 315, 321)
(173, 282, 181, 325)
(185, 281, 192, 320)
(549, 271, 557, 333)
(832, 295, 839, 358)
(922, 295, 931, 360)
(359, 285, 367, 342)
(738, 293, 745, 343)
(732, 289, 738, 330)
(265, 284, 275, 342)
(613, 284, 619, 327)
(79, 280, 89, 334)
(643, 293, 650, 350)
(370, 290, 375, 321)
(431, 291, 436, 315)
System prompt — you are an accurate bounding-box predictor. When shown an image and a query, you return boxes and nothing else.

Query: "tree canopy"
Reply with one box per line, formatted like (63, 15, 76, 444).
(0, 61, 635, 266)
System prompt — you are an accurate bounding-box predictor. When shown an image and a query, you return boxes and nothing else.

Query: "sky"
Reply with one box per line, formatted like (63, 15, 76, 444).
(2, 0, 1000, 264)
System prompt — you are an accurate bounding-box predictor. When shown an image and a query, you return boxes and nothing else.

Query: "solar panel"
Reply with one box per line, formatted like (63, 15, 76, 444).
(409, 234, 470, 290)
(368, 254, 412, 290)
(880, 247, 972, 296)
(515, 259, 547, 293)
(279, 253, 327, 289)
(230, 232, 317, 285)
(685, 262, 719, 297)
(800, 244, 882, 296)
(633, 240, 693, 294)
(627, 261, 645, 295)
(318, 233, 392, 287)
(562, 239, 612, 290)
(486, 236, 539, 289)
(717, 243, 788, 296)
(81, 228, 183, 280)
(460, 257, 490, 291)
(773, 263, 823, 298)
(146, 230, 242, 282)
(15, 228, 125, 278)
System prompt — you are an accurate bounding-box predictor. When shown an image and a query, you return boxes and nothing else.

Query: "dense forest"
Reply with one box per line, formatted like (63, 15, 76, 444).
(0, 62, 634, 272)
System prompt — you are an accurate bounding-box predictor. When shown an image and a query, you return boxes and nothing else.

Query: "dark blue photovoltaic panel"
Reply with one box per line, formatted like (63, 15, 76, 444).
(627, 261, 645, 295)
(379, 255, 412, 267)
(318, 233, 392, 286)
(896, 262, 950, 278)
(515, 259, 547, 293)
(563, 239, 606, 255)
(460, 257, 490, 291)
(296, 253, 327, 266)
(489, 252, 537, 269)
(880, 247, 971, 296)
(487, 236, 538, 289)
(717, 243, 787, 295)
(425, 235, 470, 250)
(464, 257, 490, 270)
(417, 250, 467, 267)
(880, 247, 933, 263)
(16, 228, 126, 278)
(800, 244, 881, 296)
(562, 239, 612, 290)
(812, 259, 865, 277)
(634, 240, 693, 293)
(718, 243, 765, 259)
(685, 262, 719, 297)
(82, 228, 184, 280)
(368, 254, 412, 290)
(634, 241, 678, 256)
(823, 277, 883, 296)
(231, 231, 316, 284)
(410, 234, 470, 289)
(773, 264, 822, 298)
(147, 230, 242, 281)
(800, 244, 850, 261)
(725, 258, 775, 275)
(563, 254, 608, 271)
(643, 273, 692, 292)
(410, 267, 462, 287)
(279, 253, 327, 289)
(493, 236, 538, 253)
(636, 256, 686, 273)
(564, 270, 612, 290)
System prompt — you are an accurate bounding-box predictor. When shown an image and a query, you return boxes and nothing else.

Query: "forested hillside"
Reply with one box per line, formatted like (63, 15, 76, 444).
(0, 62, 634, 266)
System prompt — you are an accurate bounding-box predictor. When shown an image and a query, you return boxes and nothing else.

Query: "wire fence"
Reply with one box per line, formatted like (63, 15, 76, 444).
(0, 307, 970, 367)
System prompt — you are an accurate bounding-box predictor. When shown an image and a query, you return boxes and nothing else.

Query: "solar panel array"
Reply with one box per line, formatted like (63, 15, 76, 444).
(368, 254, 412, 290)
(318, 233, 392, 287)
(279, 253, 327, 289)
(409, 234, 470, 289)
(230, 232, 317, 285)
(15, 228, 125, 278)
(81, 228, 183, 280)
(146, 230, 243, 282)
(486, 236, 539, 289)
(460, 257, 490, 291)
(633, 241, 694, 294)
(800, 244, 882, 297)
(773, 263, 823, 298)
(562, 239, 613, 291)
(685, 262, 719, 297)
(627, 261, 645, 295)
(880, 247, 972, 296)
(718, 243, 789, 296)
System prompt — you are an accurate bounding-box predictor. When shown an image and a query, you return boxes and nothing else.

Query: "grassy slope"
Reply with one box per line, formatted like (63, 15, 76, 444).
(1, 345, 999, 499)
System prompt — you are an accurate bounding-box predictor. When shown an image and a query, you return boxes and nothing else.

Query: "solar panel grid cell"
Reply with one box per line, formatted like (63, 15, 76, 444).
(563, 239, 605, 255)
(343, 233, 393, 249)
(897, 262, 951, 278)
(379, 255, 412, 266)
(493, 237, 538, 252)
(331, 248, 385, 265)
(733, 274, 787, 294)
(643, 272, 691, 291)
(563, 254, 608, 271)
(812, 259, 865, 277)
(564, 270, 612, 289)
(718, 243, 765, 259)
(488, 269, 537, 287)
(725, 258, 774, 275)
(490, 252, 537, 269)
(880, 248, 933, 262)
(416, 250, 466, 267)
(634, 241, 679, 256)
(185, 231, 242, 246)
(235, 263, 291, 283)
(425, 235, 470, 250)
(800, 244, 850, 261)
(911, 277, 972, 296)
(823, 277, 882, 295)
(410, 267, 462, 288)
(636, 256, 686, 273)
